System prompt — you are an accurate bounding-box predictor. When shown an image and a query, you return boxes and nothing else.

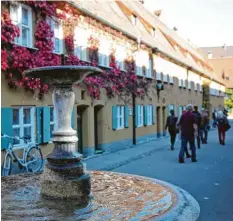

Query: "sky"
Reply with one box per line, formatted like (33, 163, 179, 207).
(144, 0, 233, 47)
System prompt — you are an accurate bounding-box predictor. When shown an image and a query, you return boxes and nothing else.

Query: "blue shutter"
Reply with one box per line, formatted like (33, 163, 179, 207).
(152, 105, 156, 124)
(112, 106, 117, 130)
(1, 108, 13, 150)
(144, 105, 148, 126)
(71, 108, 75, 129)
(42, 106, 50, 143)
(36, 107, 43, 144)
(124, 106, 129, 128)
(135, 105, 139, 127)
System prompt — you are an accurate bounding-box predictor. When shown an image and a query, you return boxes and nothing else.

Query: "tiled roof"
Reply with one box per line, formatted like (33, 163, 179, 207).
(72, 0, 225, 85)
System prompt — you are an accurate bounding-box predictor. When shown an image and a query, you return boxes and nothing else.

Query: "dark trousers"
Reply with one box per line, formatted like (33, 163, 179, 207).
(169, 129, 177, 148)
(218, 126, 225, 144)
(196, 128, 201, 148)
(200, 125, 208, 143)
(179, 136, 196, 161)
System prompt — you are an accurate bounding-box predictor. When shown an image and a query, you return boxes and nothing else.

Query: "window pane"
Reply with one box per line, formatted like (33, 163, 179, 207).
(22, 8, 28, 25)
(22, 27, 29, 46)
(24, 127, 32, 142)
(23, 108, 31, 124)
(11, 6, 18, 23)
(13, 128, 20, 145)
(54, 38, 60, 52)
(13, 109, 20, 125)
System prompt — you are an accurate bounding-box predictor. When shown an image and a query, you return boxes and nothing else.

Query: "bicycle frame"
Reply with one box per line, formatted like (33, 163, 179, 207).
(3, 135, 35, 172)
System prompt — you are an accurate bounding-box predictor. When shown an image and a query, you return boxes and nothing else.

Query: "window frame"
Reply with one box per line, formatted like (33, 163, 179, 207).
(147, 105, 153, 126)
(10, 3, 33, 48)
(116, 106, 125, 130)
(12, 106, 35, 147)
(47, 17, 63, 54)
(137, 105, 144, 127)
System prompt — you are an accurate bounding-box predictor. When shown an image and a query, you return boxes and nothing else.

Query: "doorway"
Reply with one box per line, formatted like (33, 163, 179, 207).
(77, 105, 88, 154)
(94, 105, 104, 154)
(162, 106, 166, 136)
(156, 106, 161, 137)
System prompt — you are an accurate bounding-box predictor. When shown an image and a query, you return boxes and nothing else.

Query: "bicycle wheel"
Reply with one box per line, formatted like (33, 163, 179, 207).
(26, 146, 43, 173)
(2, 152, 12, 176)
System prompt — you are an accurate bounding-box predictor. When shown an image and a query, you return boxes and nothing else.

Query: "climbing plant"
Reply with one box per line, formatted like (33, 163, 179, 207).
(1, 1, 153, 101)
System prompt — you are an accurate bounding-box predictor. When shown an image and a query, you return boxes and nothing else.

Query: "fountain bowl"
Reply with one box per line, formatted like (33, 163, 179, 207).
(23, 66, 103, 85)
(1, 171, 200, 221)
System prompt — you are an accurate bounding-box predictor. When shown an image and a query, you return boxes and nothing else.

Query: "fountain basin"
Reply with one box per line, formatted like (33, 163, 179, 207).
(23, 66, 103, 85)
(1, 171, 200, 220)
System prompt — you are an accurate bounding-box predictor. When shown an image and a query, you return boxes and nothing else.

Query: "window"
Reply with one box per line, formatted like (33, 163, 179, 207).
(48, 18, 63, 54)
(136, 66, 143, 75)
(156, 71, 162, 80)
(132, 14, 137, 25)
(169, 75, 174, 84)
(183, 79, 186, 88)
(75, 46, 87, 61)
(146, 58, 153, 78)
(50, 107, 56, 138)
(194, 83, 198, 91)
(200, 84, 203, 92)
(116, 106, 125, 130)
(188, 80, 191, 90)
(98, 53, 109, 67)
(137, 105, 144, 127)
(10, 4, 32, 47)
(147, 105, 153, 125)
(163, 73, 168, 82)
(12, 107, 35, 146)
(178, 79, 182, 87)
(116, 46, 125, 70)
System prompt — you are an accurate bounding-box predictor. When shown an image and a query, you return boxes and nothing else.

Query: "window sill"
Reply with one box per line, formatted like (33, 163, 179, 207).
(14, 43, 38, 51)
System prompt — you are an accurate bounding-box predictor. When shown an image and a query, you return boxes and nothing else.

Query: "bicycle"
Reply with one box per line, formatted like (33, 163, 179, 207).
(1, 133, 43, 176)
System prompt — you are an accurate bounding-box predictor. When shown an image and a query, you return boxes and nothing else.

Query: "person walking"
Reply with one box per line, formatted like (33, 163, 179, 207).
(178, 104, 198, 163)
(192, 106, 202, 149)
(176, 109, 191, 158)
(165, 109, 178, 150)
(216, 111, 229, 145)
(212, 109, 217, 128)
(200, 108, 209, 144)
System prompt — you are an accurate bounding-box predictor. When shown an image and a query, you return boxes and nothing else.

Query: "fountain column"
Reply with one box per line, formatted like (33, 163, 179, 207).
(41, 85, 90, 200)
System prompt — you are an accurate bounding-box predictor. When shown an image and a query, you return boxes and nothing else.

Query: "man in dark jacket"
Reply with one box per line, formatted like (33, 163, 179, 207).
(192, 106, 201, 149)
(179, 104, 198, 163)
(165, 109, 178, 150)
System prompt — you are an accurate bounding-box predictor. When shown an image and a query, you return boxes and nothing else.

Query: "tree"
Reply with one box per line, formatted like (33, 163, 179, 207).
(224, 89, 233, 109)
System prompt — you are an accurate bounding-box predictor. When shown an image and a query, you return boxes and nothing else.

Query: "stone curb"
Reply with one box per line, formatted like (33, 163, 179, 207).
(112, 172, 200, 221)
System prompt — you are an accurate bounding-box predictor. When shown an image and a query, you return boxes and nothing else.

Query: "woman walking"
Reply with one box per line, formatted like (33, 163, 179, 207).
(216, 111, 229, 145)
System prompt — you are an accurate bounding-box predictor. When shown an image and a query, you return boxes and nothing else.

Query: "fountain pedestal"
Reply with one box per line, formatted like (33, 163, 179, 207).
(41, 85, 90, 199)
(23, 66, 103, 199)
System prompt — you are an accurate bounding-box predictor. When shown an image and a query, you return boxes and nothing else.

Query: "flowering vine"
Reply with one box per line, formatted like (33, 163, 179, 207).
(1, 1, 153, 101)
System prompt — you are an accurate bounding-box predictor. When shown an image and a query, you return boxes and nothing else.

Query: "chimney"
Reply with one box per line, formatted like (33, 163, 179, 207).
(138, 0, 144, 4)
(173, 27, 178, 31)
(154, 9, 162, 17)
(208, 51, 212, 59)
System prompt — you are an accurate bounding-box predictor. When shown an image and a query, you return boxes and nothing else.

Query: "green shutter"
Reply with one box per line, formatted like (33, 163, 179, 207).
(135, 105, 139, 127)
(1, 107, 13, 150)
(36, 107, 43, 144)
(124, 106, 129, 128)
(144, 105, 148, 126)
(71, 108, 75, 129)
(112, 106, 117, 130)
(152, 105, 156, 124)
(42, 106, 50, 143)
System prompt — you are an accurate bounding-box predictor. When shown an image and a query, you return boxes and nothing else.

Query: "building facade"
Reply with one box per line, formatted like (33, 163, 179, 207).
(1, 1, 225, 158)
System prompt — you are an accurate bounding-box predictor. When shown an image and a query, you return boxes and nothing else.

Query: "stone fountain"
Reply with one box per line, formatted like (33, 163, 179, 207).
(1, 66, 200, 220)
